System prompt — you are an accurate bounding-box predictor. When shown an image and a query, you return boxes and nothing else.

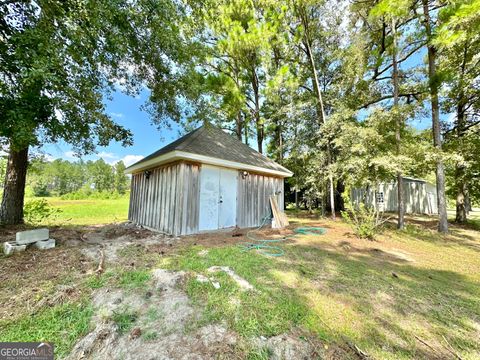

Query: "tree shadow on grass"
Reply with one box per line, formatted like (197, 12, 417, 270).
(262, 242, 480, 359)
(394, 225, 480, 254)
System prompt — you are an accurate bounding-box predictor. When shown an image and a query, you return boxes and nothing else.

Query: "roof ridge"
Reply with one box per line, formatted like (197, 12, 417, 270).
(175, 126, 204, 150)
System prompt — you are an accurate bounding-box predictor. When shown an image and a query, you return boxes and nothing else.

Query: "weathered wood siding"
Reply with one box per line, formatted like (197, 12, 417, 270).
(236, 173, 284, 228)
(129, 162, 286, 234)
(351, 180, 438, 215)
(128, 162, 200, 235)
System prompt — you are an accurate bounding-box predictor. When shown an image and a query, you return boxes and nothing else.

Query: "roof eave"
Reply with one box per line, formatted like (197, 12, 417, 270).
(125, 150, 293, 178)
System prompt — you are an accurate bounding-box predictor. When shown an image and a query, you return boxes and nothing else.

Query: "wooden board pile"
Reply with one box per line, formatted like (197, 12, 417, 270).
(270, 196, 289, 229)
(3, 228, 55, 256)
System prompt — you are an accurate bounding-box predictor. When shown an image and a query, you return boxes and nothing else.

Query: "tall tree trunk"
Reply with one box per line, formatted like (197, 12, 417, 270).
(300, 10, 335, 220)
(392, 18, 405, 230)
(455, 97, 468, 223)
(295, 189, 299, 210)
(278, 124, 283, 162)
(422, 0, 448, 233)
(465, 191, 471, 214)
(235, 111, 243, 140)
(273, 119, 283, 163)
(251, 67, 263, 154)
(455, 171, 467, 223)
(0, 145, 29, 225)
(335, 180, 345, 212)
(454, 42, 469, 223)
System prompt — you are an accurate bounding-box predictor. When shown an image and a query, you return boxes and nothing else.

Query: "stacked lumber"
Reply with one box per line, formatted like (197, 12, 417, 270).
(269, 196, 289, 229)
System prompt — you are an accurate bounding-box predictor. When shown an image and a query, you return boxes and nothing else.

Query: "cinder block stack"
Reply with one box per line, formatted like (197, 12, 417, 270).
(3, 228, 56, 255)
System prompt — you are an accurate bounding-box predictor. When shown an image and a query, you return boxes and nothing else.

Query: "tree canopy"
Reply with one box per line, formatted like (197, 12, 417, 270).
(1, 0, 479, 228)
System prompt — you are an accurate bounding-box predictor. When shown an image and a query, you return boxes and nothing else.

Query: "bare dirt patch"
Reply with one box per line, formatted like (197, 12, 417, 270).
(0, 246, 92, 321)
(67, 269, 239, 360)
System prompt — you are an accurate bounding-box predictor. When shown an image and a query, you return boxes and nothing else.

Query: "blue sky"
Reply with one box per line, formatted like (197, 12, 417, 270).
(41, 90, 185, 167)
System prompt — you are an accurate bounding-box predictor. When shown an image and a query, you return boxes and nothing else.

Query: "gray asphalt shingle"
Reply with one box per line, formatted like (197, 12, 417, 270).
(127, 124, 291, 175)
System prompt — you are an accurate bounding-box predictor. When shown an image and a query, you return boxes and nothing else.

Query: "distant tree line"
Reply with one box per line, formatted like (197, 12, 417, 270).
(21, 157, 129, 198)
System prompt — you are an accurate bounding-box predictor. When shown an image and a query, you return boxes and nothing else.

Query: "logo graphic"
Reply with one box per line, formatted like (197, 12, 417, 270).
(0, 342, 54, 360)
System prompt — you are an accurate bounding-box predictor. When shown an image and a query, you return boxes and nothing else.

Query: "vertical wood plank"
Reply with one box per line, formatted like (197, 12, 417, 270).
(139, 173, 144, 225)
(129, 175, 136, 222)
(152, 169, 159, 227)
(165, 166, 171, 233)
(181, 164, 189, 234)
(192, 165, 200, 233)
(160, 167, 166, 232)
(169, 164, 177, 234)
(153, 168, 160, 230)
(174, 163, 184, 235)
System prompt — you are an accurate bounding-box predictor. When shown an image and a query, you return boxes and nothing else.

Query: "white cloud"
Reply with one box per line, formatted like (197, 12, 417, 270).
(43, 154, 56, 162)
(119, 154, 144, 167)
(97, 151, 118, 160)
(54, 108, 64, 122)
(64, 151, 76, 159)
(110, 112, 124, 118)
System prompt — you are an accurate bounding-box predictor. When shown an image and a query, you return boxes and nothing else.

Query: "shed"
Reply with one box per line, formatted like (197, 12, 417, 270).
(351, 177, 438, 215)
(125, 125, 293, 235)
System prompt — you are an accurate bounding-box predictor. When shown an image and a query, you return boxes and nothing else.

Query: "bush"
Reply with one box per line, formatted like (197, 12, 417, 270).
(60, 190, 125, 200)
(32, 182, 50, 197)
(341, 202, 387, 240)
(24, 199, 61, 225)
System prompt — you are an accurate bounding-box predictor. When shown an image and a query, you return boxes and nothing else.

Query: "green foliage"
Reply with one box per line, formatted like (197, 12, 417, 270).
(31, 182, 50, 197)
(0, 0, 192, 153)
(60, 190, 125, 201)
(23, 198, 61, 225)
(341, 202, 386, 240)
(114, 161, 129, 194)
(119, 270, 151, 289)
(0, 157, 6, 187)
(26, 157, 130, 198)
(111, 308, 138, 335)
(0, 302, 93, 358)
(85, 271, 115, 289)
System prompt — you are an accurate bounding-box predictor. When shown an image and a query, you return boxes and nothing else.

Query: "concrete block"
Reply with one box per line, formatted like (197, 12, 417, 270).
(34, 238, 56, 250)
(16, 228, 49, 245)
(3, 242, 27, 256)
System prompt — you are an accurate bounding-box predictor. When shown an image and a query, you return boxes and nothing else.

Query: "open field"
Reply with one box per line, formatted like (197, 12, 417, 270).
(0, 204, 479, 359)
(32, 196, 130, 226)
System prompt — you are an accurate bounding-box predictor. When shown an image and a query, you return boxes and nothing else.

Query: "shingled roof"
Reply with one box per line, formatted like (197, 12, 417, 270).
(125, 125, 292, 177)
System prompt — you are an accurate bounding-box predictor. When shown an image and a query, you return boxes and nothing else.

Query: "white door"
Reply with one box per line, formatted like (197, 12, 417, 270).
(199, 165, 237, 231)
(199, 166, 220, 231)
(218, 169, 237, 228)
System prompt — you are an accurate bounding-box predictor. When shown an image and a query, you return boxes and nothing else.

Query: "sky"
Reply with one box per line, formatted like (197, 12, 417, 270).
(40, 90, 185, 167)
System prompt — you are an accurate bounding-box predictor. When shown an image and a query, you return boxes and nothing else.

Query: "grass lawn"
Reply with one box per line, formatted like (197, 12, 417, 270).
(162, 211, 480, 359)
(448, 207, 480, 230)
(32, 196, 130, 225)
(1, 201, 479, 359)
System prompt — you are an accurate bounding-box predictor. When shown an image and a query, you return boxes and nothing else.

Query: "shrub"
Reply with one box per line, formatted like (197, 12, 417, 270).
(60, 190, 124, 200)
(32, 183, 50, 197)
(341, 202, 387, 240)
(23, 199, 61, 225)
